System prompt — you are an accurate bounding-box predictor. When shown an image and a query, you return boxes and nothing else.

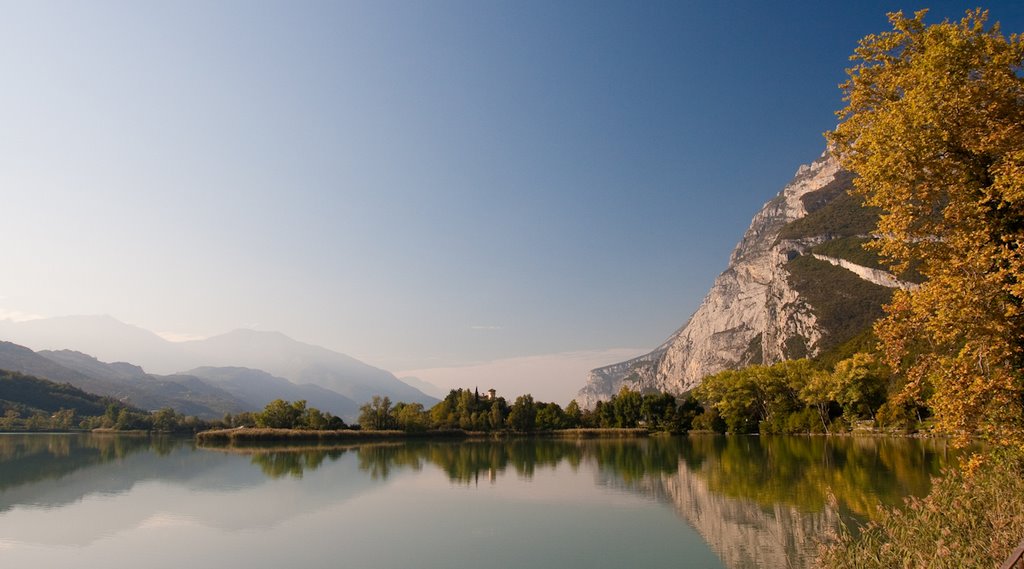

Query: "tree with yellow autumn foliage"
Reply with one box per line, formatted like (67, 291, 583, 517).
(828, 9, 1024, 445)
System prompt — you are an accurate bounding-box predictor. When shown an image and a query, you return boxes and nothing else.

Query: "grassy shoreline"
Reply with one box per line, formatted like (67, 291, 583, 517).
(195, 427, 650, 445)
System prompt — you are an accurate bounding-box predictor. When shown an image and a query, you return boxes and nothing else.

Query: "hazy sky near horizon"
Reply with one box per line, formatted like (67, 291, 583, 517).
(3, 1, 1023, 372)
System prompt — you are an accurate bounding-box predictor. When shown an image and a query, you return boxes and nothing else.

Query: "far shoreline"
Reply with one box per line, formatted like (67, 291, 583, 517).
(195, 427, 651, 445)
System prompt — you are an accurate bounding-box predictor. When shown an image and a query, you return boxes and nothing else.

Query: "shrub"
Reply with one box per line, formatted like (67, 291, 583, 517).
(817, 450, 1024, 569)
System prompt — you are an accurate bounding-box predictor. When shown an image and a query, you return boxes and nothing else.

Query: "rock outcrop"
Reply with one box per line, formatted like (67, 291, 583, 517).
(578, 153, 899, 407)
(811, 254, 917, 290)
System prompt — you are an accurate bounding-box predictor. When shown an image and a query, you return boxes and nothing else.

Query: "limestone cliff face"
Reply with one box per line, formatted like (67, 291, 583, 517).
(578, 154, 845, 408)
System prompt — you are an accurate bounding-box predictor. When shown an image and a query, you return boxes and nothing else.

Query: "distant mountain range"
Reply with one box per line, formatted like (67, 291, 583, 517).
(0, 316, 438, 420)
(397, 375, 446, 399)
(184, 366, 362, 419)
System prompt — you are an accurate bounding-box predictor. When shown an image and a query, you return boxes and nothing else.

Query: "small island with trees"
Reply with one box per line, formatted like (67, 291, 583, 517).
(195, 387, 680, 444)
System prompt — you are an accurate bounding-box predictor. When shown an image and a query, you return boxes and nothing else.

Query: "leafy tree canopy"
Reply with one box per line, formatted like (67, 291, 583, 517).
(828, 9, 1024, 445)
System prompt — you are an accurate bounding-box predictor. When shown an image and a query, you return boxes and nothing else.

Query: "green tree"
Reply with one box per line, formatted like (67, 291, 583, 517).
(51, 408, 77, 431)
(301, 407, 328, 430)
(358, 396, 395, 430)
(595, 399, 615, 428)
(391, 402, 428, 432)
(676, 395, 703, 432)
(114, 408, 132, 430)
(26, 412, 48, 431)
(564, 400, 582, 428)
(456, 390, 475, 430)
(0, 409, 20, 430)
(489, 400, 505, 430)
(325, 414, 347, 430)
(256, 399, 305, 429)
(641, 392, 679, 431)
(830, 353, 889, 425)
(229, 411, 256, 428)
(695, 369, 761, 434)
(535, 402, 566, 430)
(152, 407, 179, 432)
(759, 360, 823, 434)
(507, 394, 536, 432)
(612, 387, 643, 428)
(828, 9, 1024, 444)
(800, 368, 838, 433)
(102, 403, 119, 428)
(429, 398, 455, 429)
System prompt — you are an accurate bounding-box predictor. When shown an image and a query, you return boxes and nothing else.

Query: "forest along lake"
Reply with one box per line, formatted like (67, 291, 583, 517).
(0, 434, 959, 569)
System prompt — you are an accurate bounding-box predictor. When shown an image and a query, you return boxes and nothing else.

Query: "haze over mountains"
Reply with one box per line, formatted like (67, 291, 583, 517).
(0, 316, 438, 419)
(0, 342, 247, 419)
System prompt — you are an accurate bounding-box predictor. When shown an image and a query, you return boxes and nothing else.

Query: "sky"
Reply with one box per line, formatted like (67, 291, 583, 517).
(3, 1, 1023, 385)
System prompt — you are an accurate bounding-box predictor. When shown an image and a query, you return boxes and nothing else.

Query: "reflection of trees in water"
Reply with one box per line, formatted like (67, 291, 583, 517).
(250, 448, 347, 479)
(212, 434, 958, 524)
(589, 438, 680, 483)
(350, 438, 679, 484)
(343, 435, 959, 525)
(203, 438, 682, 484)
(680, 435, 958, 519)
(0, 434, 190, 492)
(355, 440, 583, 483)
(0, 433, 964, 569)
(357, 444, 423, 480)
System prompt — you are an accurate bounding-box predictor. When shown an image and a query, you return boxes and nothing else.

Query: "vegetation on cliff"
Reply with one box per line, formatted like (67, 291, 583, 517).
(786, 256, 895, 357)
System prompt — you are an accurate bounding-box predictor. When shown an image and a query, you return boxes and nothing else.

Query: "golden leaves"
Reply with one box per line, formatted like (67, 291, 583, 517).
(828, 9, 1024, 445)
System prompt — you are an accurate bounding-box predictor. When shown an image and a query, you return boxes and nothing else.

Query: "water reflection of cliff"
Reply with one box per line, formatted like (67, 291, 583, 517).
(0, 434, 958, 569)
(601, 436, 956, 569)
(344, 436, 955, 569)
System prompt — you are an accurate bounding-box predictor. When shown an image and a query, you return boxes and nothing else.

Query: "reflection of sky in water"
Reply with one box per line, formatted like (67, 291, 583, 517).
(0, 435, 959, 569)
(0, 435, 722, 569)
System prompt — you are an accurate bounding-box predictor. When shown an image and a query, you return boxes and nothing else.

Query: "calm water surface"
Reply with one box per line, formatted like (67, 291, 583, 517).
(0, 434, 958, 569)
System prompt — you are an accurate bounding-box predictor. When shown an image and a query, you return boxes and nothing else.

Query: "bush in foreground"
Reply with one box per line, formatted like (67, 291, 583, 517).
(817, 450, 1024, 569)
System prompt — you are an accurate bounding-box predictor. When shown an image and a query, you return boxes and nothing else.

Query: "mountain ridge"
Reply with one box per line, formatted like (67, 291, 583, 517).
(185, 366, 359, 420)
(0, 317, 437, 408)
(0, 343, 249, 419)
(577, 152, 906, 407)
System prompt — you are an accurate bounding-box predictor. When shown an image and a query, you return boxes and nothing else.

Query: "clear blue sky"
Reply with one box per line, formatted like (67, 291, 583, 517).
(2, 1, 1022, 371)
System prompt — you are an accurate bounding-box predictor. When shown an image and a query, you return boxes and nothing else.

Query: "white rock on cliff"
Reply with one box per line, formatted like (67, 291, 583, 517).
(577, 154, 843, 408)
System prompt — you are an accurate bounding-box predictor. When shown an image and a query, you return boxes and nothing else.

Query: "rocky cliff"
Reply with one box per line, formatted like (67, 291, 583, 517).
(578, 152, 906, 407)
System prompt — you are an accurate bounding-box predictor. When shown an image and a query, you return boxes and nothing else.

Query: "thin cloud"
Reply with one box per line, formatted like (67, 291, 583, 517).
(469, 325, 504, 331)
(0, 308, 45, 322)
(155, 331, 208, 342)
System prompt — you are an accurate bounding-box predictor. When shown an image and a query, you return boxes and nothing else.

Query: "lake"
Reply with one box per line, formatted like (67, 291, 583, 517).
(0, 433, 958, 569)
